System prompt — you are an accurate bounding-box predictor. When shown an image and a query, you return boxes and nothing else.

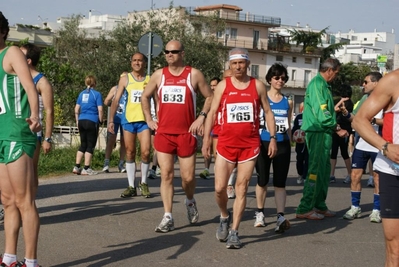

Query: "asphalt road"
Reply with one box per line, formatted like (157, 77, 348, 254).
(0, 149, 384, 266)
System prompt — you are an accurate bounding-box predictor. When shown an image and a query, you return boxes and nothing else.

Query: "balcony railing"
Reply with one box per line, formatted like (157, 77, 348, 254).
(185, 7, 281, 26)
(218, 38, 322, 56)
(220, 38, 267, 50)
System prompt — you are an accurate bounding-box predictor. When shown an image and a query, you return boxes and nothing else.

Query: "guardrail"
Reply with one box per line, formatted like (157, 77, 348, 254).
(52, 125, 122, 150)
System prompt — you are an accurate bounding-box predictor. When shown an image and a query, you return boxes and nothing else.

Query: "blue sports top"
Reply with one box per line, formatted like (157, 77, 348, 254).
(76, 88, 103, 123)
(260, 95, 290, 142)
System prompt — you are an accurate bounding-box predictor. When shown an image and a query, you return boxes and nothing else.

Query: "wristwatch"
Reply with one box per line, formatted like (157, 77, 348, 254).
(270, 135, 277, 140)
(382, 142, 390, 157)
(44, 137, 53, 143)
(199, 111, 207, 118)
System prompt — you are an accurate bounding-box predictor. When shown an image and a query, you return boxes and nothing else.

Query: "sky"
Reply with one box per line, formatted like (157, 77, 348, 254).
(2, 0, 399, 42)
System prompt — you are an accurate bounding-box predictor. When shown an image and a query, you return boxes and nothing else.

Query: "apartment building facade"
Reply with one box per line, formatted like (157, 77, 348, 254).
(332, 29, 396, 72)
(185, 4, 320, 111)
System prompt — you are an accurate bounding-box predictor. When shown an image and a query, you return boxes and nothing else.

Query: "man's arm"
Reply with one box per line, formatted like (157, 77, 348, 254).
(141, 70, 162, 131)
(37, 77, 54, 153)
(104, 86, 117, 106)
(257, 80, 277, 158)
(201, 80, 224, 159)
(108, 74, 128, 134)
(6, 46, 41, 132)
(189, 68, 213, 135)
(353, 72, 399, 163)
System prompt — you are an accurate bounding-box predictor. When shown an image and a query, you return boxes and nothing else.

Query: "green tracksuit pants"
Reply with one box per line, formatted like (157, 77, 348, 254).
(296, 131, 332, 214)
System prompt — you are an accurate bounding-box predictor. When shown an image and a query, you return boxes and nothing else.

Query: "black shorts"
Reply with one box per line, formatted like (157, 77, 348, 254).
(378, 171, 399, 218)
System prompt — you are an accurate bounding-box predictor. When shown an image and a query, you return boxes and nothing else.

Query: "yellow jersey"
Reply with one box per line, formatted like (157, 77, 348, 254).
(123, 73, 150, 123)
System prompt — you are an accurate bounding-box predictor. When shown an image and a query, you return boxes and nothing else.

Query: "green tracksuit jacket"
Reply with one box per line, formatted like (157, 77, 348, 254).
(297, 73, 337, 214)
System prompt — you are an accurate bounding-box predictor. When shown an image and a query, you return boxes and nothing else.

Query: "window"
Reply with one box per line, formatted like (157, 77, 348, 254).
(253, 30, 260, 49)
(291, 69, 296, 81)
(276, 55, 283, 61)
(230, 28, 238, 40)
(304, 58, 312, 64)
(292, 57, 297, 63)
(223, 28, 237, 40)
(251, 65, 259, 78)
(364, 37, 367, 41)
(304, 70, 311, 86)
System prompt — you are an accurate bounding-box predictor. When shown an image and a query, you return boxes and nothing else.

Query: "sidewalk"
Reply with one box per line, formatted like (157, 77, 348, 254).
(2, 149, 384, 266)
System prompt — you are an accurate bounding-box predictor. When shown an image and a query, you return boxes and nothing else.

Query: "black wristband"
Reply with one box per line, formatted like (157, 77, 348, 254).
(199, 111, 207, 118)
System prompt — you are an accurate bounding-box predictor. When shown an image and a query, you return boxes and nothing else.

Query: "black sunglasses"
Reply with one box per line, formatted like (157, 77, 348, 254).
(272, 76, 287, 82)
(363, 80, 369, 84)
(164, 50, 181, 54)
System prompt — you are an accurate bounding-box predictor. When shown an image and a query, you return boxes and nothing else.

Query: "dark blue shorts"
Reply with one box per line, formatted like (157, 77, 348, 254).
(351, 149, 377, 169)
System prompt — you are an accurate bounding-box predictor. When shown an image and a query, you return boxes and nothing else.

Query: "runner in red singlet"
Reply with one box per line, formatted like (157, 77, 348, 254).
(141, 40, 213, 233)
(202, 47, 277, 249)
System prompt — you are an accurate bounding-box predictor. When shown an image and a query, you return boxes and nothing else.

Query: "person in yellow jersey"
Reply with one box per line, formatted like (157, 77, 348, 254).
(109, 52, 152, 198)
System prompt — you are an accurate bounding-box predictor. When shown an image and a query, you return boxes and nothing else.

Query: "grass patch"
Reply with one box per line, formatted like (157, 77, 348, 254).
(38, 146, 121, 178)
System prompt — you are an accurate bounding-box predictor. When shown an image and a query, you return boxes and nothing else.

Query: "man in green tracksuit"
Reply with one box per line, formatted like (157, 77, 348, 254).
(296, 58, 349, 220)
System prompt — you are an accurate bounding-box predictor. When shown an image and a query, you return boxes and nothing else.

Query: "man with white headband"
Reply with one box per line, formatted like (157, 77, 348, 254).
(202, 47, 277, 249)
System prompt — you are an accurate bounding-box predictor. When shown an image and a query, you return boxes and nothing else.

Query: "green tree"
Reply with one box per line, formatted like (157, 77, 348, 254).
(288, 26, 344, 61)
(288, 27, 328, 53)
(38, 3, 227, 124)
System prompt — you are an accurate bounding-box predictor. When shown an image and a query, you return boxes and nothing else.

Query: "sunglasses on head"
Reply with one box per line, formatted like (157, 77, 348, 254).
(272, 76, 286, 82)
(164, 50, 181, 55)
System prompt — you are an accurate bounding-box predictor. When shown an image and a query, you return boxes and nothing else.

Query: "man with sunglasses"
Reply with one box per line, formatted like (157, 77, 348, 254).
(340, 72, 383, 223)
(141, 40, 213, 233)
(352, 68, 399, 267)
(296, 58, 348, 220)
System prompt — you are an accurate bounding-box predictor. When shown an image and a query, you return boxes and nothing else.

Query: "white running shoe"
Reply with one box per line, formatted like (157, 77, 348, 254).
(369, 210, 381, 223)
(81, 168, 98, 175)
(227, 185, 236, 199)
(102, 165, 109, 173)
(343, 205, 361, 220)
(254, 211, 266, 227)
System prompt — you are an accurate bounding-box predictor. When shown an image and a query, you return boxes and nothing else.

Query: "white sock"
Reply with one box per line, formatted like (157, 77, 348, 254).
(24, 258, 38, 267)
(2, 253, 16, 265)
(164, 212, 172, 219)
(126, 162, 136, 187)
(186, 198, 195, 205)
(141, 162, 149, 184)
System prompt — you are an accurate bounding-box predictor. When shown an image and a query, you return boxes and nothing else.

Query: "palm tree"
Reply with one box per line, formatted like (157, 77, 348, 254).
(288, 26, 345, 61)
(288, 26, 329, 53)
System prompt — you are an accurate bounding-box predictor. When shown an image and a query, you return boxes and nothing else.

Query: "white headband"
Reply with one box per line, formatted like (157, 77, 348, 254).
(229, 54, 249, 61)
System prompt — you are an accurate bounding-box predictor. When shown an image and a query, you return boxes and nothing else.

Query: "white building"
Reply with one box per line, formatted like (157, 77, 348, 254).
(332, 29, 396, 70)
